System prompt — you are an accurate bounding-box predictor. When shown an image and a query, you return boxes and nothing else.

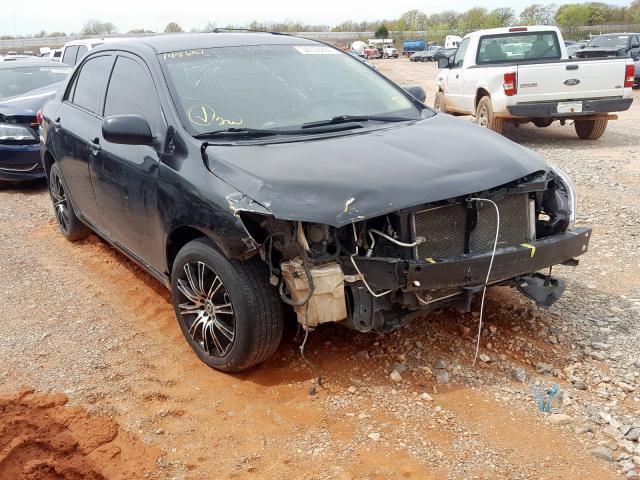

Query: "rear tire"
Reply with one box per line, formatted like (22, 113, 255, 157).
(48, 163, 89, 242)
(575, 114, 608, 140)
(171, 238, 284, 372)
(475, 96, 504, 134)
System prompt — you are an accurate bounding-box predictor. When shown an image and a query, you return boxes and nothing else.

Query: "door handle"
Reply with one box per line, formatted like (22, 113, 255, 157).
(52, 117, 61, 131)
(88, 138, 101, 154)
(566, 64, 579, 70)
(456, 74, 460, 79)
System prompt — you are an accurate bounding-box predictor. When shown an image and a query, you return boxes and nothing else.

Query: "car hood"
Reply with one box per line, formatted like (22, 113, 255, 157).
(575, 47, 624, 57)
(0, 82, 63, 116)
(204, 113, 547, 227)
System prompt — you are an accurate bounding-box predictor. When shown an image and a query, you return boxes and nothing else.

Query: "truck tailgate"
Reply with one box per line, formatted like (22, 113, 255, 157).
(515, 59, 627, 102)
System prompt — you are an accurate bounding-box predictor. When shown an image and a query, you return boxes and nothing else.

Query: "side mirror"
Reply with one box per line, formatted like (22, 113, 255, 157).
(102, 114, 154, 145)
(403, 85, 426, 103)
(580, 45, 586, 49)
(438, 57, 451, 69)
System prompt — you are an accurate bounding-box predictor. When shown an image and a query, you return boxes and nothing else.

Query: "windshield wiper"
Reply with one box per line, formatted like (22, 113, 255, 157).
(301, 115, 417, 129)
(194, 123, 365, 140)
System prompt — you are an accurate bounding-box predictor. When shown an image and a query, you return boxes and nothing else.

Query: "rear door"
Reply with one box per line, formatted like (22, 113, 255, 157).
(53, 53, 113, 228)
(516, 58, 629, 102)
(89, 53, 165, 268)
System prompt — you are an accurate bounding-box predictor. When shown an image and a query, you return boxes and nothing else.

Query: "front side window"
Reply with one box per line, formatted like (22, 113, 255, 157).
(62, 45, 78, 65)
(104, 56, 162, 131)
(452, 38, 468, 68)
(588, 35, 629, 49)
(160, 44, 424, 134)
(0, 65, 70, 98)
(76, 45, 88, 65)
(72, 55, 112, 113)
(477, 31, 561, 64)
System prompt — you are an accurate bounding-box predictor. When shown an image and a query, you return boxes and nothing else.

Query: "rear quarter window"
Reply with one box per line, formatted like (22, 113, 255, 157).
(477, 31, 561, 64)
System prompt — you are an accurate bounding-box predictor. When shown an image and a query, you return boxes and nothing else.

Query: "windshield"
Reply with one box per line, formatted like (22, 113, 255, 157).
(477, 31, 560, 64)
(588, 35, 628, 49)
(0, 65, 70, 98)
(160, 44, 422, 134)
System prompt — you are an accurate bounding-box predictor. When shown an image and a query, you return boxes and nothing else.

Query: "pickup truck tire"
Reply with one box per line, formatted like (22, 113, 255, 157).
(171, 238, 284, 372)
(476, 96, 504, 134)
(434, 91, 447, 113)
(574, 114, 608, 140)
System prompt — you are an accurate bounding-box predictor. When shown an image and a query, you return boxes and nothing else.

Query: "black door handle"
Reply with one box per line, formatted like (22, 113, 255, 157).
(52, 117, 61, 130)
(88, 138, 101, 154)
(456, 74, 460, 79)
(566, 64, 579, 70)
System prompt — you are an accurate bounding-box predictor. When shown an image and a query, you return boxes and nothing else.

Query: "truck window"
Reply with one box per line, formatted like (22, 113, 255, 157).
(62, 45, 78, 65)
(477, 31, 561, 64)
(451, 38, 469, 68)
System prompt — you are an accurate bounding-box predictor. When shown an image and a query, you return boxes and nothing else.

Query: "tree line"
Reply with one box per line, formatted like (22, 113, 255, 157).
(2, 3, 639, 41)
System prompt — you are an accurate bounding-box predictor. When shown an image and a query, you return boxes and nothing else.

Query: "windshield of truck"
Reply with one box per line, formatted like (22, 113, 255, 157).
(160, 44, 423, 134)
(587, 35, 628, 49)
(0, 65, 70, 98)
(477, 31, 561, 64)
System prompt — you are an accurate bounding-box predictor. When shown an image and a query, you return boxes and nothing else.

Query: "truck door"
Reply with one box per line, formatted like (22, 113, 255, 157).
(443, 38, 470, 112)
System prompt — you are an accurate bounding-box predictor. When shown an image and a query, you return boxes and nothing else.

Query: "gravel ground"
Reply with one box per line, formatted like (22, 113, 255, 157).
(0, 58, 638, 480)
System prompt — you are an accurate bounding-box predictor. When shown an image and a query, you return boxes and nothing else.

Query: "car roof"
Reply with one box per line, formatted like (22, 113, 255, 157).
(63, 37, 130, 47)
(0, 58, 70, 70)
(593, 32, 640, 36)
(92, 32, 317, 54)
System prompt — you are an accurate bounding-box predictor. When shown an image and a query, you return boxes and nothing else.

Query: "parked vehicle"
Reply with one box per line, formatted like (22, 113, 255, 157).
(347, 51, 379, 70)
(41, 32, 590, 372)
(403, 39, 426, 56)
(432, 47, 457, 62)
(40, 48, 63, 62)
(367, 39, 398, 58)
(61, 38, 126, 66)
(410, 46, 444, 62)
(362, 47, 381, 59)
(434, 26, 635, 139)
(0, 60, 70, 181)
(566, 41, 587, 58)
(575, 33, 640, 59)
(444, 35, 463, 49)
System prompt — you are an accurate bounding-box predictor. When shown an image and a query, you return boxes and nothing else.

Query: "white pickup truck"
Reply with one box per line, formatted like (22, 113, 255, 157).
(434, 26, 635, 139)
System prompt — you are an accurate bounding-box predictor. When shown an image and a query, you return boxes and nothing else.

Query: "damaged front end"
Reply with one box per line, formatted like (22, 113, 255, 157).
(238, 167, 590, 333)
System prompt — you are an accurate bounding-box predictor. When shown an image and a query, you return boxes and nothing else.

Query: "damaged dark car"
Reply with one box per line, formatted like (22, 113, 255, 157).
(40, 33, 591, 372)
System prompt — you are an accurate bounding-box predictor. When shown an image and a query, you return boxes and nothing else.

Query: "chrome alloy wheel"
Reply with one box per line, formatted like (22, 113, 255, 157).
(176, 261, 235, 358)
(49, 169, 70, 231)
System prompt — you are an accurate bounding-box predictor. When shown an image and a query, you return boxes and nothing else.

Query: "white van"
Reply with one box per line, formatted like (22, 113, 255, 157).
(61, 38, 125, 66)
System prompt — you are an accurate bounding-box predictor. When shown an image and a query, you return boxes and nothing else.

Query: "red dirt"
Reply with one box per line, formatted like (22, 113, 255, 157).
(0, 388, 161, 480)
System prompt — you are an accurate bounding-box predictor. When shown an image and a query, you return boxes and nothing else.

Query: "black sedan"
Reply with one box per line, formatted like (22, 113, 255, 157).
(41, 33, 589, 372)
(0, 60, 70, 181)
(432, 48, 457, 62)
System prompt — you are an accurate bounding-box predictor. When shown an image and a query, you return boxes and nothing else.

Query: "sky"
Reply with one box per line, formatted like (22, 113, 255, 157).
(1, 0, 632, 36)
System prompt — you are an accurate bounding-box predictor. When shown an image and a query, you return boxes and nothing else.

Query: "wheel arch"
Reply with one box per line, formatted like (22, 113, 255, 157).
(475, 88, 491, 109)
(43, 149, 56, 178)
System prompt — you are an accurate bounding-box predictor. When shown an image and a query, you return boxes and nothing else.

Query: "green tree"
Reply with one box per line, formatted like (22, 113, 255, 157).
(519, 4, 557, 25)
(374, 25, 389, 38)
(164, 22, 183, 33)
(556, 4, 590, 29)
(399, 9, 428, 31)
(80, 20, 117, 36)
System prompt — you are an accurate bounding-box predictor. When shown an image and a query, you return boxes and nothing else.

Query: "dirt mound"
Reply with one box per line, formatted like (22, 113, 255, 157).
(0, 388, 161, 480)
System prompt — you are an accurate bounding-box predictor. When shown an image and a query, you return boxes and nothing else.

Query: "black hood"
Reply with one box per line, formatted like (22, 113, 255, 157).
(205, 113, 547, 227)
(0, 82, 63, 117)
(575, 47, 624, 58)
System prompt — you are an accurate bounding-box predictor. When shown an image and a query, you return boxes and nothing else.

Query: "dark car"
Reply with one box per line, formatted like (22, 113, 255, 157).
(575, 33, 640, 59)
(432, 48, 457, 62)
(41, 33, 590, 372)
(0, 60, 70, 181)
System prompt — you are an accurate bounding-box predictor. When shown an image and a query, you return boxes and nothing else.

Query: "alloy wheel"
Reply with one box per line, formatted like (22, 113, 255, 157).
(50, 170, 70, 232)
(176, 261, 236, 358)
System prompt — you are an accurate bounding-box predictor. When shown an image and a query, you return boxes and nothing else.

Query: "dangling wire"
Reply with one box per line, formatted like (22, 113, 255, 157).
(468, 198, 501, 366)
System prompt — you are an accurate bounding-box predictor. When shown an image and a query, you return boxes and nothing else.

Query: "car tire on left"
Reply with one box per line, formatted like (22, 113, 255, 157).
(48, 162, 90, 242)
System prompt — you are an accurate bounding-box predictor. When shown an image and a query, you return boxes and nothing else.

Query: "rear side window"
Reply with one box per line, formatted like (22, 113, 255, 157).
(62, 45, 78, 65)
(477, 31, 561, 64)
(76, 45, 88, 64)
(103, 56, 162, 132)
(72, 55, 112, 113)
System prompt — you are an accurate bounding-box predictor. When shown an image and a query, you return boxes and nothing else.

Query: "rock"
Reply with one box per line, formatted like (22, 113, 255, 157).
(479, 354, 491, 363)
(394, 363, 407, 374)
(617, 382, 636, 393)
(620, 440, 637, 454)
(389, 370, 402, 382)
(488, 324, 497, 334)
(591, 341, 611, 350)
(626, 470, 639, 479)
(632, 456, 640, 466)
(367, 432, 381, 441)
(592, 446, 614, 462)
(622, 462, 636, 473)
(548, 414, 572, 426)
(420, 392, 433, 402)
(573, 380, 588, 390)
(415, 341, 424, 349)
(435, 371, 450, 384)
(511, 368, 527, 383)
(434, 360, 447, 370)
(599, 412, 612, 424)
(347, 385, 357, 394)
(356, 350, 370, 360)
(625, 428, 640, 441)
(535, 362, 554, 374)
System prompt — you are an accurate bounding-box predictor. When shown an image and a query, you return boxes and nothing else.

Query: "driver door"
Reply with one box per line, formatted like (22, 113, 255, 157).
(443, 38, 470, 113)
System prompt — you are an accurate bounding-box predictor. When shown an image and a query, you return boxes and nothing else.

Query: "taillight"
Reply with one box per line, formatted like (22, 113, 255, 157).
(36, 110, 42, 125)
(504, 72, 517, 96)
(624, 64, 635, 88)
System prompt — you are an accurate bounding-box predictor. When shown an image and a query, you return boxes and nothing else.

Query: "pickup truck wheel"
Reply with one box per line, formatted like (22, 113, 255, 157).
(575, 115, 608, 140)
(171, 238, 284, 372)
(434, 91, 447, 113)
(476, 96, 503, 134)
(533, 118, 554, 128)
(48, 163, 90, 242)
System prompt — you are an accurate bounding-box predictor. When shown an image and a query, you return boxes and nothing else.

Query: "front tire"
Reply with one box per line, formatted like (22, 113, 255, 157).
(171, 238, 284, 372)
(475, 96, 504, 134)
(575, 114, 608, 140)
(48, 163, 89, 242)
